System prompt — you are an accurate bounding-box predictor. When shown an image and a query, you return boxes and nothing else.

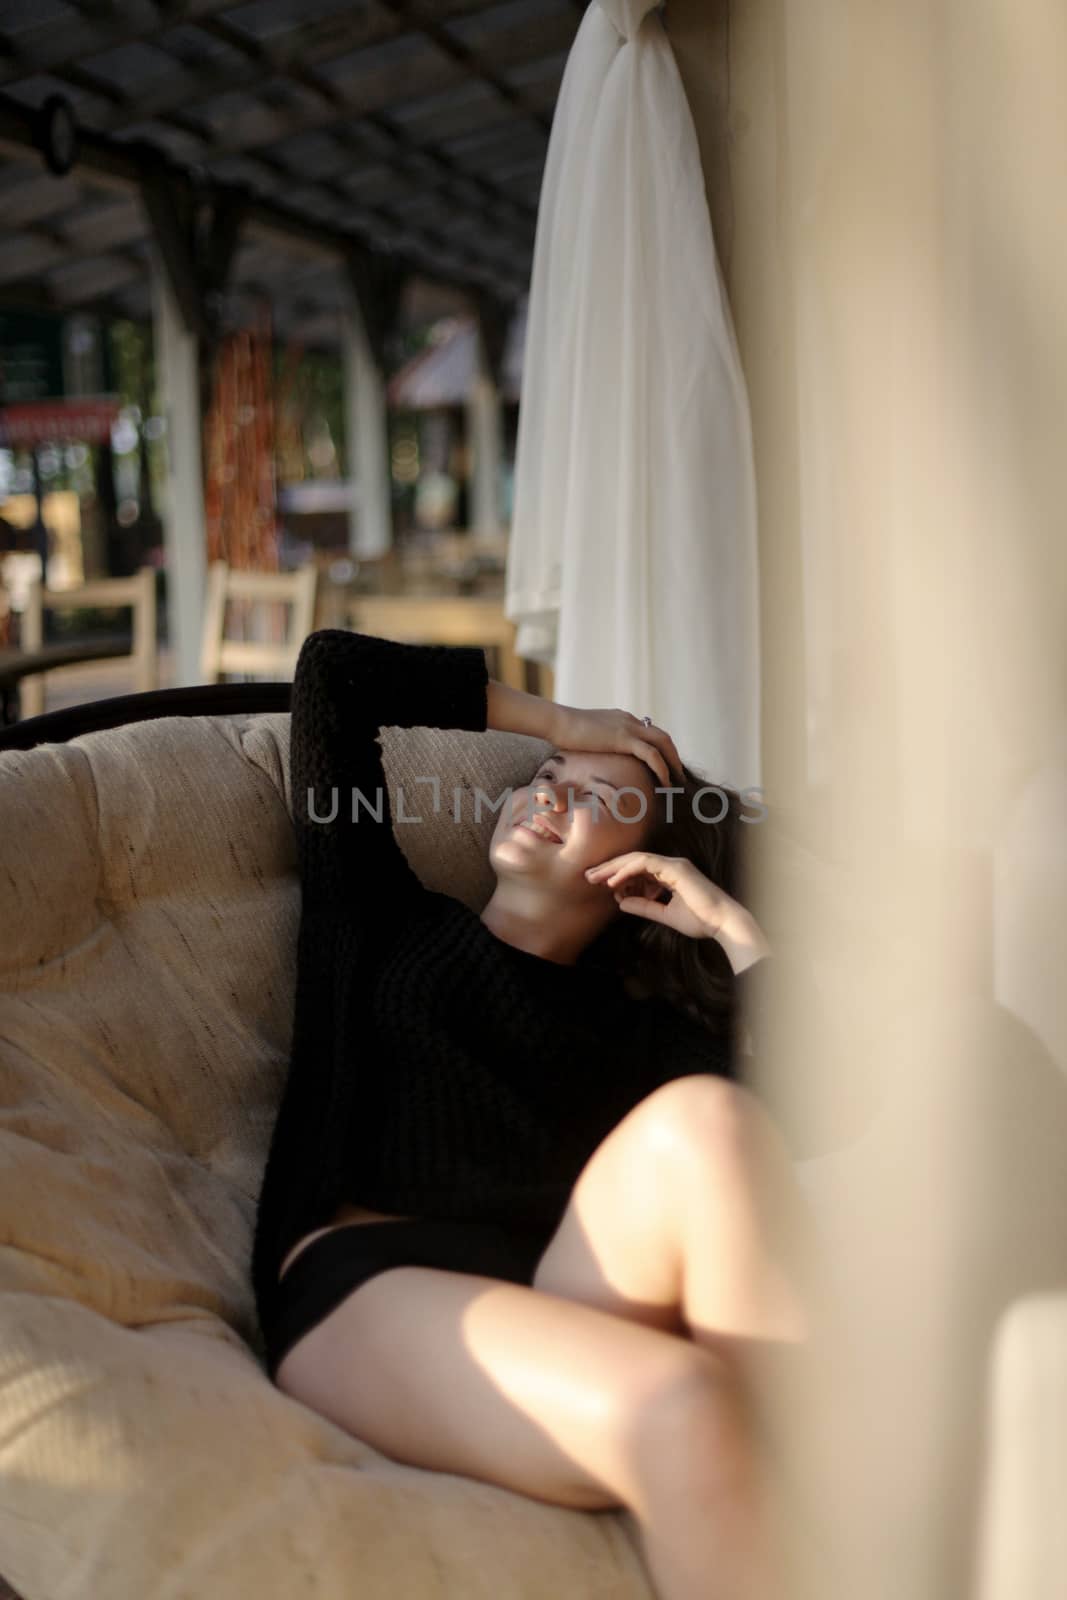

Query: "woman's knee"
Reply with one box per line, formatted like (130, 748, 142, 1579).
(528, 1080, 754, 1325)
(629, 1075, 759, 1177)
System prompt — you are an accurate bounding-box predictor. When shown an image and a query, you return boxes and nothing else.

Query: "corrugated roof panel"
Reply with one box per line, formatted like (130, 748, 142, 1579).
(221, 0, 364, 45)
(197, 154, 279, 192)
(110, 122, 208, 163)
(284, 189, 351, 224)
(0, 0, 75, 38)
(0, 0, 579, 333)
(267, 130, 352, 179)
(0, 170, 83, 228)
(504, 47, 570, 90)
(337, 162, 403, 201)
(446, 121, 542, 166)
(386, 88, 513, 147)
(0, 236, 66, 285)
(45, 253, 142, 304)
(158, 23, 244, 67)
(61, 198, 145, 252)
(180, 86, 276, 135)
(75, 41, 177, 94)
(386, 77, 497, 127)
(189, 79, 328, 150)
(444, 0, 574, 45)
(342, 121, 396, 159)
(312, 29, 426, 87)
(1, 72, 113, 123)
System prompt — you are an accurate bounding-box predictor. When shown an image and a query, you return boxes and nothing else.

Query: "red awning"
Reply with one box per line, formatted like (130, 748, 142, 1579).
(0, 396, 122, 447)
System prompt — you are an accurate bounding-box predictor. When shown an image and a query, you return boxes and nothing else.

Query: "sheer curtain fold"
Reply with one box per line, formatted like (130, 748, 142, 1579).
(506, 0, 762, 790)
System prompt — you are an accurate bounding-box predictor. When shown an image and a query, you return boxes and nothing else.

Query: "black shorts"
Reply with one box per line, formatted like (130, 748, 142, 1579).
(263, 1217, 551, 1382)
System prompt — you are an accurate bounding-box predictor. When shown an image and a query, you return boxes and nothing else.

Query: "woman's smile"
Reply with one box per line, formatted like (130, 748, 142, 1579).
(516, 818, 563, 844)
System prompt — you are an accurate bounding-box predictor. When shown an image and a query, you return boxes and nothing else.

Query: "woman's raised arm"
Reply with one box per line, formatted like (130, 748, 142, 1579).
(290, 628, 492, 917)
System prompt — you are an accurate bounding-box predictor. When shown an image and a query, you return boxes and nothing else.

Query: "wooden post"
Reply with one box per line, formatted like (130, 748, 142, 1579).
(150, 246, 208, 688)
(470, 294, 509, 535)
(341, 300, 392, 561)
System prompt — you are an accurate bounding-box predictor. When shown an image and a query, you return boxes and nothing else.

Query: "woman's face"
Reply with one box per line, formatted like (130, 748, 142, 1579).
(488, 748, 660, 886)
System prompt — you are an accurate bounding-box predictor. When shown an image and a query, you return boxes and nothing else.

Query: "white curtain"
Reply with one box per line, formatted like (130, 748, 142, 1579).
(505, 0, 762, 793)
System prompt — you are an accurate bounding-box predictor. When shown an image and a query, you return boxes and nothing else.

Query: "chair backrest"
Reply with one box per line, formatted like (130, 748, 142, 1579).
(200, 560, 318, 684)
(19, 566, 158, 719)
(347, 593, 527, 691)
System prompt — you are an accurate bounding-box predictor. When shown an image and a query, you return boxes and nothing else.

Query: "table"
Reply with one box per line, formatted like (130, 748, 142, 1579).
(0, 634, 134, 726)
(343, 595, 526, 690)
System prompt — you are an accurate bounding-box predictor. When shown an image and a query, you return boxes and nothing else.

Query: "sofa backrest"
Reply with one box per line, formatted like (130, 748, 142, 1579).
(0, 711, 553, 1362)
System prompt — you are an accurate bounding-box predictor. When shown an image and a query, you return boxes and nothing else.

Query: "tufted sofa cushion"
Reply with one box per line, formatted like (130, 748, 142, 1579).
(0, 709, 676, 1600)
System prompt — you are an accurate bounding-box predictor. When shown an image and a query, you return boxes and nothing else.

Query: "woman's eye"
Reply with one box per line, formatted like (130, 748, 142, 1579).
(535, 772, 602, 806)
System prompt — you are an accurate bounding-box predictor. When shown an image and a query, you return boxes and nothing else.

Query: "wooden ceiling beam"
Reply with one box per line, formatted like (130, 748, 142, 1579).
(0, 0, 241, 89)
(0, 215, 147, 304)
(0, 93, 525, 304)
(43, 2, 414, 127)
(0, 0, 557, 319)
(374, 0, 553, 135)
(19, 1, 559, 249)
(199, 11, 543, 226)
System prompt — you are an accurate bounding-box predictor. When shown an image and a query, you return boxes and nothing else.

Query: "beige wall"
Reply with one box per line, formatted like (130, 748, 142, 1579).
(673, 4, 1067, 1598)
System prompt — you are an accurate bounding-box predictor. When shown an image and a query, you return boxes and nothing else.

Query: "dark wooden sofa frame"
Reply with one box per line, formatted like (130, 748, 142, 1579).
(0, 683, 293, 756)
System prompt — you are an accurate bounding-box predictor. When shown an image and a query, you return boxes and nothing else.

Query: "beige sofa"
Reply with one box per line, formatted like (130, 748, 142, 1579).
(1, 706, 1064, 1599)
(0, 707, 680, 1599)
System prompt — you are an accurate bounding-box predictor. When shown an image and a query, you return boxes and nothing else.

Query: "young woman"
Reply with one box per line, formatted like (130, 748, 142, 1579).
(251, 628, 817, 1600)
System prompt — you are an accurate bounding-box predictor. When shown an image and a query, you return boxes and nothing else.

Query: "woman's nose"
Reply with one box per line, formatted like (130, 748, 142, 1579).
(533, 780, 568, 811)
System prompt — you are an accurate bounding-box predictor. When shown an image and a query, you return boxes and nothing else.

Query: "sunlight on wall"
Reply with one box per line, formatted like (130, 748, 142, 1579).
(718, 2, 1067, 1597)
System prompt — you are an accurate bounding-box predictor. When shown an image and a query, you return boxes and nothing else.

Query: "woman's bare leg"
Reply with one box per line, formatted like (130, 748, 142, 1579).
(276, 1264, 771, 1600)
(532, 1075, 831, 1599)
(666, 1078, 839, 1570)
(275, 1077, 821, 1600)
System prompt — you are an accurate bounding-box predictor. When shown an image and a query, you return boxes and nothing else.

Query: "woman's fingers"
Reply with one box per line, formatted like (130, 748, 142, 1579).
(659, 732, 685, 781)
(615, 894, 671, 923)
(631, 731, 682, 788)
(587, 851, 676, 886)
(614, 876, 668, 903)
(633, 723, 684, 784)
(628, 736, 667, 788)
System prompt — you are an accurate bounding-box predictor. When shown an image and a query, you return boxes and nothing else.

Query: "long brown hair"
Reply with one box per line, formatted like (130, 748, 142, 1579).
(583, 761, 764, 1039)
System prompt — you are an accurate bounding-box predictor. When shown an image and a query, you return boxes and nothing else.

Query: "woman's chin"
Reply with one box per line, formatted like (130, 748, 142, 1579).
(489, 841, 560, 880)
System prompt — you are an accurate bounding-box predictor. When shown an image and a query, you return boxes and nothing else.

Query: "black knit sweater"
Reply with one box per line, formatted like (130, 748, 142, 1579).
(250, 629, 773, 1339)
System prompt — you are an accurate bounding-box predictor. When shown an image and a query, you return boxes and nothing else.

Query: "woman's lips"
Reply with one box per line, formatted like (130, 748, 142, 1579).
(515, 820, 563, 844)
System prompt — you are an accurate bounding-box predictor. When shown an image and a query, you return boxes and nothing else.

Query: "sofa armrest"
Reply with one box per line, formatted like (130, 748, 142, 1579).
(974, 1291, 1067, 1600)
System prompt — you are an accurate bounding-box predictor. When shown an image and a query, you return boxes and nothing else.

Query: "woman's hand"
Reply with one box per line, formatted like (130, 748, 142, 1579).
(585, 852, 771, 966)
(549, 704, 684, 789)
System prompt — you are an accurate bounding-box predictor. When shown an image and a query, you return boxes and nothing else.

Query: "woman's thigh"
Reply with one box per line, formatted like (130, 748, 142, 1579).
(274, 1262, 725, 1512)
(530, 1078, 701, 1332)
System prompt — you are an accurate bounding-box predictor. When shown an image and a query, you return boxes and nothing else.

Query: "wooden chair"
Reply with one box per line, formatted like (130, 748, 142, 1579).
(19, 566, 158, 719)
(200, 561, 318, 683)
(345, 593, 527, 692)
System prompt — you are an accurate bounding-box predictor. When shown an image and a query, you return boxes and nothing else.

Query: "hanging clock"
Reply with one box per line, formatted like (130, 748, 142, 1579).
(37, 95, 79, 178)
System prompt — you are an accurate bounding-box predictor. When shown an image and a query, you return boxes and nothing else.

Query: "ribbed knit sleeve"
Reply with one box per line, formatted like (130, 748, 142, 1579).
(251, 628, 490, 1340)
(289, 627, 490, 916)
